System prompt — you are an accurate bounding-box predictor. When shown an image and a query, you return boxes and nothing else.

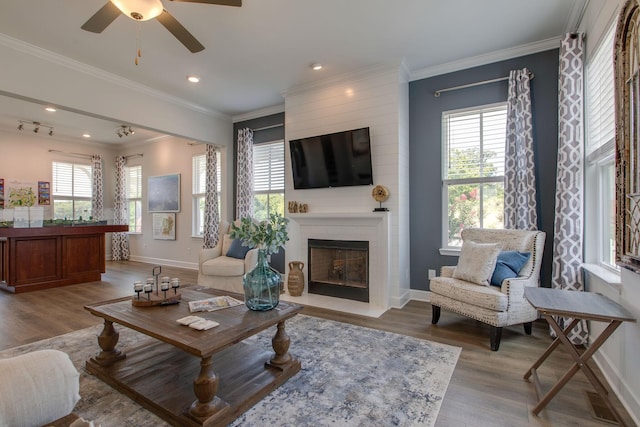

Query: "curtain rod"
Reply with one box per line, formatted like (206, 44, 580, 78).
(124, 153, 143, 159)
(434, 72, 534, 98)
(251, 123, 284, 132)
(48, 149, 92, 159)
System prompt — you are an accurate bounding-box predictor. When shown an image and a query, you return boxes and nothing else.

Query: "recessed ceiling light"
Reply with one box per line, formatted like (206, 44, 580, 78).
(82, 133, 91, 138)
(45, 107, 56, 112)
(311, 63, 323, 71)
(187, 75, 200, 83)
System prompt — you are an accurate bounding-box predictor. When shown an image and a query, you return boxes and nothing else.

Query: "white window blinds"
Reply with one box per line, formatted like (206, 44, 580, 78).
(586, 25, 615, 157)
(192, 152, 221, 194)
(127, 165, 142, 199)
(253, 141, 285, 193)
(192, 154, 207, 194)
(443, 104, 507, 180)
(52, 161, 92, 198)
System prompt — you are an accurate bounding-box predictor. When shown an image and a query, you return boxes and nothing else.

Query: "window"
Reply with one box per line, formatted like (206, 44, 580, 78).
(442, 103, 507, 247)
(586, 24, 616, 269)
(253, 140, 285, 221)
(52, 161, 92, 220)
(192, 151, 221, 237)
(126, 165, 142, 233)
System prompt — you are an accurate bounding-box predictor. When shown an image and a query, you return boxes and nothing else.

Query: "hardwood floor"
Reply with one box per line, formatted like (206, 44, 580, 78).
(0, 260, 634, 427)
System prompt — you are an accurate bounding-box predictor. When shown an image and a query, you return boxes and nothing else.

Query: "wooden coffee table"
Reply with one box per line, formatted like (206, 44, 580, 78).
(85, 287, 303, 427)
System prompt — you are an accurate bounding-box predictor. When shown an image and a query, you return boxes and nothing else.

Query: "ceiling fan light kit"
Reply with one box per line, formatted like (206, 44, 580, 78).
(82, 0, 242, 54)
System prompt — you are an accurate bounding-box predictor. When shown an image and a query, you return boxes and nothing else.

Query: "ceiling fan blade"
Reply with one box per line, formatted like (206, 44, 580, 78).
(168, 0, 241, 6)
(156, 10, 205, 53)
(81, 2, 122, 33)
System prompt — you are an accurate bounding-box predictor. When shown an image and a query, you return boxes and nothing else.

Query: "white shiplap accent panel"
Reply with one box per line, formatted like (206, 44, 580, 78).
(284, 65, 409, 312)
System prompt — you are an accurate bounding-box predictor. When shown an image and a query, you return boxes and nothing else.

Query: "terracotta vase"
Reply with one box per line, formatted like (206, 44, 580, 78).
(287, 261, 305, 296)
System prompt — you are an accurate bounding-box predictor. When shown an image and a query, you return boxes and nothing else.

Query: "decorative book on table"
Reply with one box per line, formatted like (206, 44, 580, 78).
(188, 296, 243, 313)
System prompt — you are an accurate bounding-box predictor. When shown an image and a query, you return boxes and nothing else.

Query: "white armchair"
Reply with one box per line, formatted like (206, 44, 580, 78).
(197, 220, 259, 294)
(430, 228, 546, 351)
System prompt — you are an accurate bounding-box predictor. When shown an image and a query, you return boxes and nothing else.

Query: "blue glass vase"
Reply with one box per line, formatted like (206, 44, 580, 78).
(243, 249, 280, 311)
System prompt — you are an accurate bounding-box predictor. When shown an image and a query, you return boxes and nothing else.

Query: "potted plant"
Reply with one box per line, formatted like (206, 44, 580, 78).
(230, 213, 289, 311)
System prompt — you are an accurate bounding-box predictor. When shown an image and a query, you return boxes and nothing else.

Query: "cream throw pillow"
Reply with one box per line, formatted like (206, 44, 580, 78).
(453, 240, 501, 286)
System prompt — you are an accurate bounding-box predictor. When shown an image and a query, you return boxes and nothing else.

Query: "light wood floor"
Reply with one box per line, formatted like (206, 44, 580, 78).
(0, 261, 634, 427)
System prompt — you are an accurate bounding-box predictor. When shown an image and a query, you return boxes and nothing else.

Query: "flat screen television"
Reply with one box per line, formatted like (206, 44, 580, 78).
(289, 127, 373, 189)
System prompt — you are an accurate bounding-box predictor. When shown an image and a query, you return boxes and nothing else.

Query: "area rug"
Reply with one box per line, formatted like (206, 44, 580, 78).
(0, 315, 461, 427)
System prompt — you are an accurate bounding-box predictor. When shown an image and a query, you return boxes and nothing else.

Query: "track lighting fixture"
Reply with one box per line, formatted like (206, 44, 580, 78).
(17, 120, 54, 136)
(117, 125, 135, 138)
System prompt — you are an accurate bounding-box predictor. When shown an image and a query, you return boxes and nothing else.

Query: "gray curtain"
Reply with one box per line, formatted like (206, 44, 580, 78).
(504, 68, 537, 230)
(236, 128, 254, 219)
(112, 156, 130, 260)
(203, 144, 220, 249)
(552, 33, 587, 344)
(91, 155, 103, 220)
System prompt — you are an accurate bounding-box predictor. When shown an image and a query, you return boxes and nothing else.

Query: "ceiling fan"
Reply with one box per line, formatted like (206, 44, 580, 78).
(81, 0, 242, 53)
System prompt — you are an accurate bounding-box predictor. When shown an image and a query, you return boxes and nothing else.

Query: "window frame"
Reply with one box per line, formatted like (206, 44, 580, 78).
(585, 21, 617, 272)
(125, 164, 142, 234)
(440, 102, 507, 251)
(51, 161, 93, 221)
(252, 139, 285, 221)
(192, 151, 221, 238)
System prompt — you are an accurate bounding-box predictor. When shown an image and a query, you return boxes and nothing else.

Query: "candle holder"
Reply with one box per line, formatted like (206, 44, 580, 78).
(133, 281, 143, 300)
(131, 266, 182, 307)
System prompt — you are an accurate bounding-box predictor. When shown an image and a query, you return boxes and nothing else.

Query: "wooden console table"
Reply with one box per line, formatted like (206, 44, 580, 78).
(0, 224, 128, 293)
(523, 287, 636, 426)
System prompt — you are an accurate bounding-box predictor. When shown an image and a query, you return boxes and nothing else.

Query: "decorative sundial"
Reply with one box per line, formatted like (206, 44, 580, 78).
(372, 185, 389, 212)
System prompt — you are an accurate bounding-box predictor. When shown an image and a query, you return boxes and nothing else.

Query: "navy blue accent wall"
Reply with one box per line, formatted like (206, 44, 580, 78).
(233, 112, 286, 273)
(409, 49, 559, 291)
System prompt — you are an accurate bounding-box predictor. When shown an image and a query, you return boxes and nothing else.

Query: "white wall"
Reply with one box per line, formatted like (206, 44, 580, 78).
(119, 138, 232, 270)
(581, 0, 640, 424)
(283, 64, 411, 307)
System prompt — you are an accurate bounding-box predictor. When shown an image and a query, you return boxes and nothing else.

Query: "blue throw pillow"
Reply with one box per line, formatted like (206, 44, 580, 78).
(226, 239, 251, 259)
(490, 251, 531, 286)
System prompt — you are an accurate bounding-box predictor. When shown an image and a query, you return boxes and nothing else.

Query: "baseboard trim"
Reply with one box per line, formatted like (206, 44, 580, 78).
(592, 348, 640, 426)
(128, 255, 198, 271)
(410, 289, 432, 303)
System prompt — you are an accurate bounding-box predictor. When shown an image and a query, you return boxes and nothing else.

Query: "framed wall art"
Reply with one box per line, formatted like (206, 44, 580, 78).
(148, 173, 180, 213)
(152, 213, 176, 240)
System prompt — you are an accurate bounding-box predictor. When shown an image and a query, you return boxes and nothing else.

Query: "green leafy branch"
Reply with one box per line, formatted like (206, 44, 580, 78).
(230, 213, 289, 255)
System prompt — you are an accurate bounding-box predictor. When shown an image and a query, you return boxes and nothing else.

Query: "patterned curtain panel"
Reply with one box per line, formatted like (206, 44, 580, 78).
(236, 128, 254, 219)
(552, 33, 587, 344)
(91, 155, 103, 220)
(203, 144, 220, 249)
(504, 68, 538, 230)
(112, 156, 130, 261)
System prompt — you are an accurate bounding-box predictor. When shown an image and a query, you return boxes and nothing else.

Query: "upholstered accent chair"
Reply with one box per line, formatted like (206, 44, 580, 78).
(198, 220, 259, 294)
(430, 228, 546, 351)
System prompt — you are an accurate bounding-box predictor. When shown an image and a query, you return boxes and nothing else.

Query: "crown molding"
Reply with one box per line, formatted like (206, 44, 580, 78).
(0, 33, 229, 120)
(409, 36, 561, 82)
(232, 104, 285, 123)
(282, 63, 401, 98)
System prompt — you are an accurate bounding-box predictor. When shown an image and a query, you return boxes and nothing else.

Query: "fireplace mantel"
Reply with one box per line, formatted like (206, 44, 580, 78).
(284, 211, 391, 317)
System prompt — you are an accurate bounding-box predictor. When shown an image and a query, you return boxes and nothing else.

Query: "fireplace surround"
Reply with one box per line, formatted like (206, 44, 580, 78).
(283, 212, 391, 317)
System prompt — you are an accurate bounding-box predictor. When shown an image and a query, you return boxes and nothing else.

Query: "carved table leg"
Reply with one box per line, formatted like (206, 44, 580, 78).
(187, 355, 229, 421)
(93, 319, 126, 366)
(268, 320, 292, 369)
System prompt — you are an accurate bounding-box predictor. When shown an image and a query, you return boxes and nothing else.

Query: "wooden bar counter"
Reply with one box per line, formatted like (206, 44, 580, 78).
(0, 224, 128, 293)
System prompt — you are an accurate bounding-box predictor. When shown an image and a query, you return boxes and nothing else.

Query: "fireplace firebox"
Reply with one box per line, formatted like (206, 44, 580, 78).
(307, 239, 369, 302)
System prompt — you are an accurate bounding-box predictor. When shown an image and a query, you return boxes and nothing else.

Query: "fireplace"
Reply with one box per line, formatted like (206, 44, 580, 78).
(308, 239, 369, 302)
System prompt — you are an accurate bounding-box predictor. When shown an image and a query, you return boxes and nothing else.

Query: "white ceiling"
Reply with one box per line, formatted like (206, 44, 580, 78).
(0, 0, 586, 145)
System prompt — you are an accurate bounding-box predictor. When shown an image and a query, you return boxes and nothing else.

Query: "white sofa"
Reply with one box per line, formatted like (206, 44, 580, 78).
(430, 228, 546, 351)
(0, 349, 81, 427)
(197, 220, 258, 295)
